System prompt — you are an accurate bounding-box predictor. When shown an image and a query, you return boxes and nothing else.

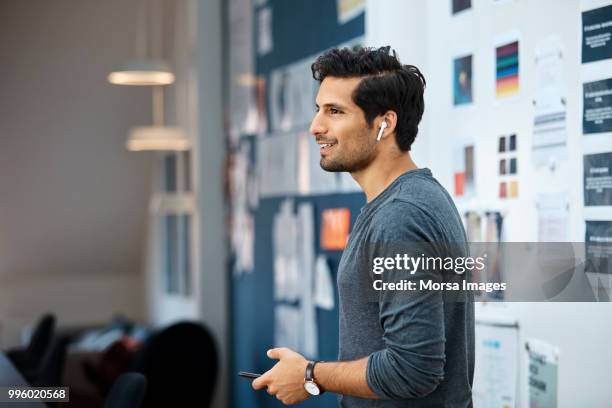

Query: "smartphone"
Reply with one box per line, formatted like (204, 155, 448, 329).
(238, 371, 262, 379)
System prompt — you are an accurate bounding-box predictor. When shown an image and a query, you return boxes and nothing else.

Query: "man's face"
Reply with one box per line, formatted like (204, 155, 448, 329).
(309, 77, 377, 172)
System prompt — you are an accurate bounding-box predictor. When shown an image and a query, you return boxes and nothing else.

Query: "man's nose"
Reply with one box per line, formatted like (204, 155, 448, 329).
(309, 113, 326, 136)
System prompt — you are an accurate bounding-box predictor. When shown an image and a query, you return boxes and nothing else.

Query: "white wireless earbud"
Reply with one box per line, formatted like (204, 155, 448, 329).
(376, 121, 388, 141)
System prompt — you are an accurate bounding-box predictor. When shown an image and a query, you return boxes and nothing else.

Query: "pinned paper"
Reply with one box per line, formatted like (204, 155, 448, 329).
(454, 139, 475, 197)
(257, 7, 273, 56)
(495, 33, 520, 100)
(537, 193, 569, 242)
(453, 54, 473, 105)
(320, 208, 351, 250)
(532, 36, 567, 165)
(473, 320, 519, 408)
(314, 256, 335, 310)
(526, 339, 560, 408)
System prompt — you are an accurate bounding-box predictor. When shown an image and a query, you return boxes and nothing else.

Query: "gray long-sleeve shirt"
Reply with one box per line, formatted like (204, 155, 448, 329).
(337, 168, 474, 407)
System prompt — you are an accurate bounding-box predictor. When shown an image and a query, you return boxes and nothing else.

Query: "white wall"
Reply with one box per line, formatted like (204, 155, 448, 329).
(366, 0, 612, 406)
(0, 0, 152, 341)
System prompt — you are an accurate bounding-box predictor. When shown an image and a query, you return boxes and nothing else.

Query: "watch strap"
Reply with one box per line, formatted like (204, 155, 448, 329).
(305, 360, 325, 394)
(305, 360, 316, 381)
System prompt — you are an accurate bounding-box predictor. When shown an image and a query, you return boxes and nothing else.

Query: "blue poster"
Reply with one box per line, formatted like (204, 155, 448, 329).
(583, 78, 612, 134)
(582, 4, 612, 63)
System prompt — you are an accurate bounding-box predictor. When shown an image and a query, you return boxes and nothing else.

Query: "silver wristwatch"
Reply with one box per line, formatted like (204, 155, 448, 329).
(304, 360, 322, 396)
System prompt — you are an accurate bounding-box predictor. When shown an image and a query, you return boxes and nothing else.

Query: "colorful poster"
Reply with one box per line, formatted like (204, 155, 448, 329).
(454, 54, 473, 105)
(496, 39, 520, 99)
(498, 134, 518, 199)
(452, 0, 471, 15)
(454, 141, 475, 197)
(582, 4, 612, 63)
(584, 152, 612, 206)
(320, 208, 351, 250)
(583, 78, 612, 134)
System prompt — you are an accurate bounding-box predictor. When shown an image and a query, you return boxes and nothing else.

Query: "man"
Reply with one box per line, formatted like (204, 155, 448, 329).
(253, 46, 474, 407)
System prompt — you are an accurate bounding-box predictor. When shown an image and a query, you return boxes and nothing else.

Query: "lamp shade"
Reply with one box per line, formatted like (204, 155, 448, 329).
(108, 59, 175, 86)
(127, 126, 190, 151)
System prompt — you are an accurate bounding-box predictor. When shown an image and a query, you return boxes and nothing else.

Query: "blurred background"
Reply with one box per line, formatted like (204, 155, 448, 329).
(1, 0, 611, 407)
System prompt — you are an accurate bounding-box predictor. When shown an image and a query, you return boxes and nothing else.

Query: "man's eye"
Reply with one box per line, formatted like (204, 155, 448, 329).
(329, 108, 341, 115)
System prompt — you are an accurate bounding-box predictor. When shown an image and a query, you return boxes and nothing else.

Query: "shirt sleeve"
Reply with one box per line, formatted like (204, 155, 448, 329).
(364, 200, 447, 400)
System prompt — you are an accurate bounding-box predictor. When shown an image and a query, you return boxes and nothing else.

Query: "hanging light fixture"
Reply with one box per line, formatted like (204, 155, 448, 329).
(127, 126, 189, 151)
(108, 0, 175, 86)
(109, 0, 189, 151)
(108, 59, 175, 86)
(125, 84, 190, 152)
(126, 86, 190, 151)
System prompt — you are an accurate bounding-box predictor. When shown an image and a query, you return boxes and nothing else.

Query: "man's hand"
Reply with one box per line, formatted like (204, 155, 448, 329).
(252, 347, 311, 405)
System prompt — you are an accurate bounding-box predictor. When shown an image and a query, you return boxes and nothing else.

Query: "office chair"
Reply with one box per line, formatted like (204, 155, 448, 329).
(7, 313, 56, 377)
(104, 372, 147, 408)
(132, 322, 218, 407)
(32, 335, 70, 387)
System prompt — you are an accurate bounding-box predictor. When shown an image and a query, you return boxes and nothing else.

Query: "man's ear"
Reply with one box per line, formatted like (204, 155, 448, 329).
(376, 111, 398, 141)
(383, 111, 398, 134)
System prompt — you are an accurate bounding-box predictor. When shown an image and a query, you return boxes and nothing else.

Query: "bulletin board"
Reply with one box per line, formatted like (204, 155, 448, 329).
(227, 1, 366, 407)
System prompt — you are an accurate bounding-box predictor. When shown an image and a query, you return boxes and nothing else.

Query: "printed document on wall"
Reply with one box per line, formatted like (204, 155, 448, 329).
(525, 339, 560, 408)
(537, 192, 569, 242)
(473, 321, 519, 408)
(532, 36, 567, 165)
(273, 199, 300, 301)
(581, 1, 612, 64)
(314, 255, 335, 310)
(259, 134, 299, 197)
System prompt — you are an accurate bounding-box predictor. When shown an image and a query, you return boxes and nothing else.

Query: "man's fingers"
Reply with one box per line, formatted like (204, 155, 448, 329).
(251, 372, 269, 390)
(251, 377, 263, 390)
(267, 347, 288, 360)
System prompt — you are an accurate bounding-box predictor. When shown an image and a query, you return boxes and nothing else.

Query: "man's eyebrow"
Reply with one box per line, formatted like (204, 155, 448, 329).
(315, 102, 349, 110)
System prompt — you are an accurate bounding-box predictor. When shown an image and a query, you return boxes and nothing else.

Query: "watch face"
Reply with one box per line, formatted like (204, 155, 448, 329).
(304, 381, 320, 396)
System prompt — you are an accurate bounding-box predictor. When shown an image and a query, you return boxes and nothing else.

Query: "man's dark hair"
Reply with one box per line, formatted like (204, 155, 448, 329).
(311, 46, 425, 152)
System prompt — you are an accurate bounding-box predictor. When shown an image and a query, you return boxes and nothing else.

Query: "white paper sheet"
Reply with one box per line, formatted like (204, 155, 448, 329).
(273, 199, 300, 301)
(228, 0, 257, 143)
(473, 320, 519, 408)
(314, 255, 335, 310)
(257, 6, 273, 56)
(230, 142, 256, 275)
(274, 304, 301, 349)
(273, 200, 319, 356)
(258, 134, 299, 197)
(537, 192, 569, 242)
(532, 36, 568, 165)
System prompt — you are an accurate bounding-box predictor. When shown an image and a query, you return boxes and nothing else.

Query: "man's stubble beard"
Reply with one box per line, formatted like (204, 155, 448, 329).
(319, 141, 376, 173)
